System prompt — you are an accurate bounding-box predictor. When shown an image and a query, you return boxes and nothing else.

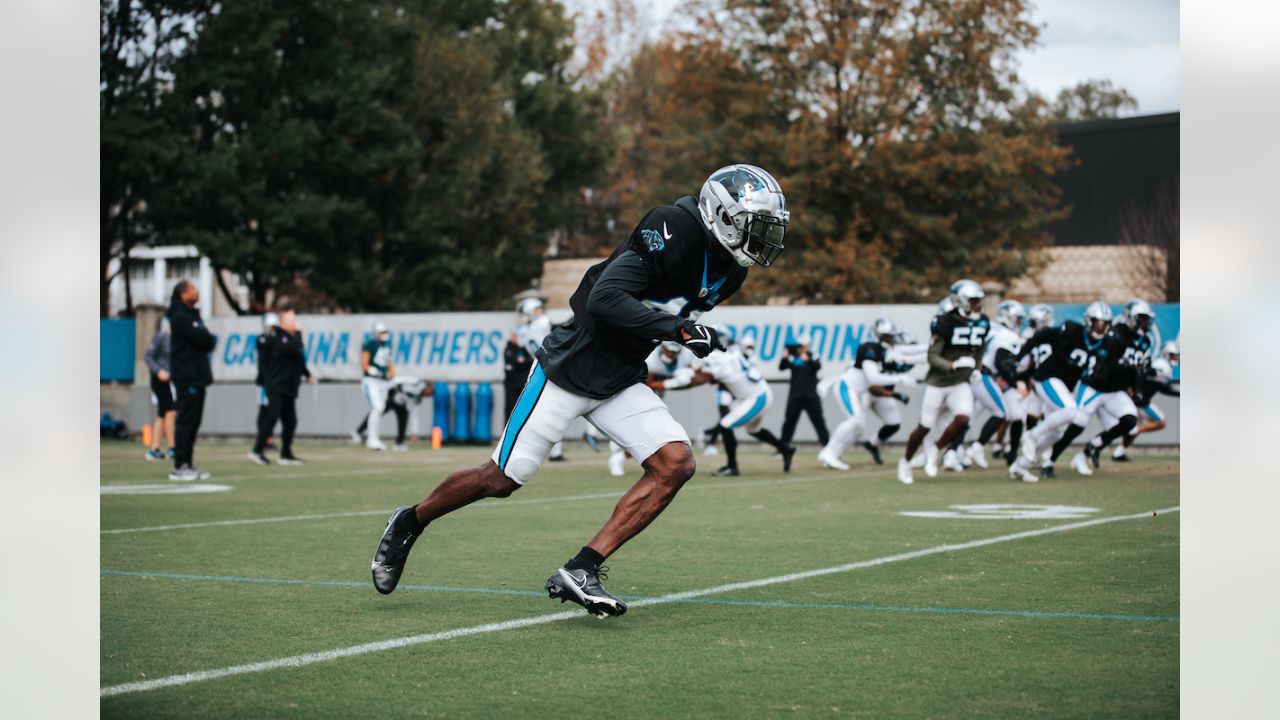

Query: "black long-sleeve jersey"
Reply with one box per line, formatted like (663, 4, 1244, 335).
(539, 195, 748, 399)
(263, 328, 311, 398)
(1082, 323, 1154, 393)
(1018, 321, 1101, 387)
(854, 341, 887, 369)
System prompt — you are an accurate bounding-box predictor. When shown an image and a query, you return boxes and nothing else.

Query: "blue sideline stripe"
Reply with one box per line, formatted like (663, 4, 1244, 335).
(498, 365, 546, 469)
(838, 381, 855, 416)
(100, 570, 1178, 623)
(1040, 380, 1065, 408)
(981, 374, 1006, 415)
(729, 392, 768, 428)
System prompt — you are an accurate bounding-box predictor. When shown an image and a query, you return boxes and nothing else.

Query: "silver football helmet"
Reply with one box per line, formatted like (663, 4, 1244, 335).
(936, 297, 956, 316)
(1162, 339, 1180, 365)
(740, 335, 757, 358)
(995, 300, 1026, 331)
(949, 279, 985, 319)
(1122, 298, 1154, 331)
(895, 329, 918, 346)
(1026, 304, 1054, 331)
(1083, 301, 1113, 338)
(372, 320, 388, 337)
(516, 298, 543, 325)
(698, 164, 789, 268)
(873, 317, 897, 343)
(659, 340, 682, 358)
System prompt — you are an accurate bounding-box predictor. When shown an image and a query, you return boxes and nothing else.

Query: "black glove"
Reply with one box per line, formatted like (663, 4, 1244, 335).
(677, 321, 724, 358)
(893, 392, 910, 405)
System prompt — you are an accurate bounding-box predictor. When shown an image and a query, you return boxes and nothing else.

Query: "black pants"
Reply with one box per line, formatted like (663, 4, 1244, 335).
(174, 385, 207, 469)
(780, 394, 829, 446)
(254, 393, 297, 456)
(356, 404, 409, 444)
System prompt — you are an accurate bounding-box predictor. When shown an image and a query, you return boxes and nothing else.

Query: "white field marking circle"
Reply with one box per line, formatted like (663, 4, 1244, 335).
(100, 484, 233, 496)
(99, 505, 1179, 698)
(899, 504, 1101, 520)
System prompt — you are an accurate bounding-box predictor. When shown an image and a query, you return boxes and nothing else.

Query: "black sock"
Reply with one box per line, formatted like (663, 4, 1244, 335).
(565, 546, 605, 572)
(399, 506, 425, 533)
(752, 428, 785, 451)
(877, 424, 900, 443)
(1050, 423, 1086, 462)
(1095, 415, 1137, 448)
(722, 428, 738, 468)
(1006, 421, 1023, 465)
(978, 416, 1003, 445)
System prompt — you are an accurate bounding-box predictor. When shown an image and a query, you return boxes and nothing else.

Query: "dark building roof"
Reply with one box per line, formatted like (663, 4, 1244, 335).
(1049, 112, 1179, 246)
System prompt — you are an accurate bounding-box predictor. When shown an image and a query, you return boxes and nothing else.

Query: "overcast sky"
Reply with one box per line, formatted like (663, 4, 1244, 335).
(581, 0, 1179, 116)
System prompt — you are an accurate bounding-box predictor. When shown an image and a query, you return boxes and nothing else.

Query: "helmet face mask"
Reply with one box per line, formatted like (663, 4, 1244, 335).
(1123, 298, 1154, 332)
(948, 279, 985, 319)
(699, 164, 789, 268)
(1083, 301, 1113, 339)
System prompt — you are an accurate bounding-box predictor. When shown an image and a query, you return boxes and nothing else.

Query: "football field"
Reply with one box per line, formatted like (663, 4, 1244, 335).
(100, 439, 1179, 718)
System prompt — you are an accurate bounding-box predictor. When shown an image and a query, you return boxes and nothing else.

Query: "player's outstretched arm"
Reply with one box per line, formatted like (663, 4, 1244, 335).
(585, 250, 684, 341)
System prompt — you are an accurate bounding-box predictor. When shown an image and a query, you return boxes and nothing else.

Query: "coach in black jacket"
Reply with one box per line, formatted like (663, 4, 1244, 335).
(250, 309, 313, 465)
(167, 280, 216, 480)
(779, 334, 830, 447)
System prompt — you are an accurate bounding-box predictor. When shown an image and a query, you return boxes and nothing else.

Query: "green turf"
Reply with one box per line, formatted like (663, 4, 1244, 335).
(101, 439, 1179, 718)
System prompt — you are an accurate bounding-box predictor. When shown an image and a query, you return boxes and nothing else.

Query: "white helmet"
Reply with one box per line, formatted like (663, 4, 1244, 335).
(516, 298, 543, 324)
(872, 318, 896, 342)
(949, 279, 985, 319)
(372, 321, 388, 336)
(1083, 301, 1113, 338)
(1162, 339, 1180, 365)
(740, 335, 757, 357)
(995, 300, 1026, 331)
(895, 329, 918, 345)
(698, 164, 789, 268)
(1122, 298, 1154, 330)
(262, 312, 280, 330)
(1027, 304, 1055, 331)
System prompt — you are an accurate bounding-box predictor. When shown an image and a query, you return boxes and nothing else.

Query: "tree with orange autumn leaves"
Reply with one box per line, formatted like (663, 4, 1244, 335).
(573, 0, 1073, 304)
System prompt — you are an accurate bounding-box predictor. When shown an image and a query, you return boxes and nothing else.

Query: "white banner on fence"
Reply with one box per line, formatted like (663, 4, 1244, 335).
(207, 305, 940, 383)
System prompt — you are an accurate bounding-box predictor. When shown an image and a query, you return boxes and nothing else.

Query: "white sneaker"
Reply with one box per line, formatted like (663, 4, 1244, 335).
(247, 451, 269, 465)
(1071, 451, 1094, 476)
(608, 450, 625, 477)
(942, 449, 963, 472)
(367, 441, 387, 451)
(924, 451, 939, 478)
(896, 458, 914, 485)
(391, 444, 409, 452)
(703, 445, 719, 457)
(1112, 446, 1127, 460)
(168, 467, 198, 482)
(910, 450, 927, 469)
(968, 442, 989, 469)
(817, 451, 850, 471)
(351, 430, 363, 444)
(1009, 458, 1039, 482)
(1020, 434, 1038, 463)
(958, 445, 973, 468)
(277, 457, 304, 466)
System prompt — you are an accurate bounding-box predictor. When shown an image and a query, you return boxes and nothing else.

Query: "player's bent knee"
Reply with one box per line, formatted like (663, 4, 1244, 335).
(480, 460, 522, 498)
(645, 442, 696, 486)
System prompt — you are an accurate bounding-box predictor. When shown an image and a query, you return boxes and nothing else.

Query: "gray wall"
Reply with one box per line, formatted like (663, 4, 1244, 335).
(121, 381, 1180, 446)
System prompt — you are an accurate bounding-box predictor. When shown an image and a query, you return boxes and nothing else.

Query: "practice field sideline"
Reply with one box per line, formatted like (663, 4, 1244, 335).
(101, 440, 1179, 718)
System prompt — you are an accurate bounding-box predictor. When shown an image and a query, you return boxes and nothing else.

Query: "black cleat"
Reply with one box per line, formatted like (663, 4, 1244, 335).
(712, 465, 740, 477)
(1040, 465, 1056, 479)
(781, 443, 797, 473)
(991, 447, 1004, 460)
(1084, 444, 1102, 469)
(862, 442, 884, 465)
(1113, 454, 1132, 463)
(371, 506, 422, 595)
(546, 566, 627, 618)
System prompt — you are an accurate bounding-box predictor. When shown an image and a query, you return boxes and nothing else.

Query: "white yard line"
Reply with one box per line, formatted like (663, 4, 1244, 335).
(101, 473, 837, 535)
(102, 468, 399, 486)
(100, 505, 1179, 697)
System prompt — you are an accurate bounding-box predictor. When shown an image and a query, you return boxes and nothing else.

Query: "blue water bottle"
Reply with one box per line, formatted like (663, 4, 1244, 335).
(472, 383, 493, 444)
(432, 381, 451, 443)
(453, 383, 472, 444)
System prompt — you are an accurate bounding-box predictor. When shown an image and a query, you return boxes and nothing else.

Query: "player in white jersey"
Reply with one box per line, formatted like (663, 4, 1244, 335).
(817, 318, 917, 470)
(666, 344, 795, 475)
(515, 298, 567, 461)
(964, 299, 1036, 480)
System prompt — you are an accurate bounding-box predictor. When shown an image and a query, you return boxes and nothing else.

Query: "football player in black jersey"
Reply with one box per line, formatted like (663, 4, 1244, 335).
(1015, 301, 1112, 478)
(898, 280, 989, 484)
(1112, 339, 1179, 461)
(1056, 299, 1156, 474)
(371, 165, 789, 618)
